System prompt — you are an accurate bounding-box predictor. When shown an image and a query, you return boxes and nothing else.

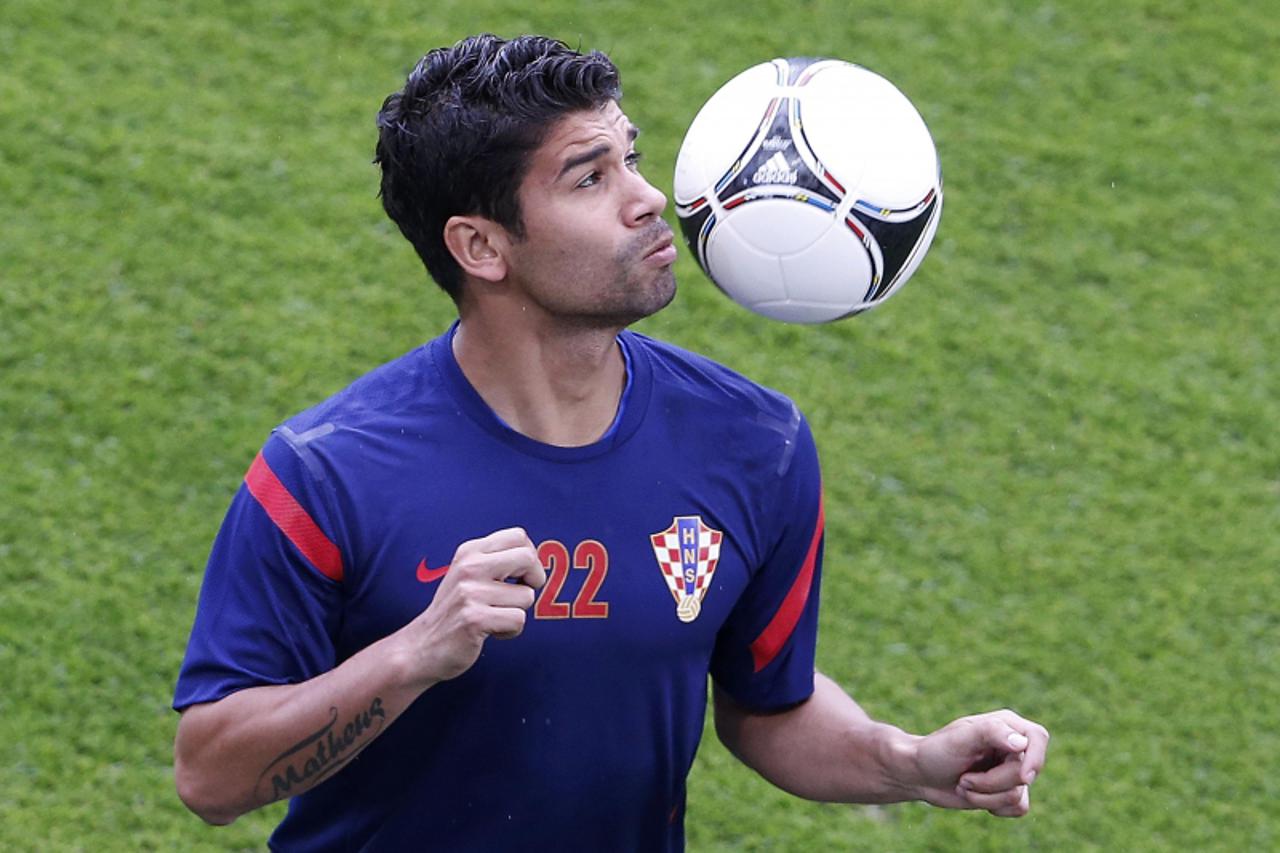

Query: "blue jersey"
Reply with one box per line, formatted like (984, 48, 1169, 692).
(175, 324, 825, 852)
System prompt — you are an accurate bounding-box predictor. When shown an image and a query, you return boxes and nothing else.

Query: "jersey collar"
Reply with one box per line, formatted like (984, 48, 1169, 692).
(427, 321, 652, 462)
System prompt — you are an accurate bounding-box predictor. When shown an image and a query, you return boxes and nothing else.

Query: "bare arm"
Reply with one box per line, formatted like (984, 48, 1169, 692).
(174, 528, 545, 825)
(714, 671, 1048, 817)
(177, 636, 417, 824)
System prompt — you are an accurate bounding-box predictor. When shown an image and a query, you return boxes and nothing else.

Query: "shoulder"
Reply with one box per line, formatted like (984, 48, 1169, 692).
(626, 331, 802, 435)
(625, 331, 812, 479)
(258, 336, 454, 490)
(246, 338, 452, 559)
(279, 342, 437, 437)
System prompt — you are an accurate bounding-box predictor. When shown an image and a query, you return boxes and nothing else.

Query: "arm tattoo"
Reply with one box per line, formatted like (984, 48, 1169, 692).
(256, 697, 387, 801)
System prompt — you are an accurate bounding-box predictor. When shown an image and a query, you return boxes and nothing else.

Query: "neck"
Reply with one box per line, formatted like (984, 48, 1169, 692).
(451, 310, 627, 447)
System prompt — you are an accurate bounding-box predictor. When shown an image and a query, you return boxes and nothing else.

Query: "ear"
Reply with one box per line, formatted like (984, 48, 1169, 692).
(442, 215, 509, 283)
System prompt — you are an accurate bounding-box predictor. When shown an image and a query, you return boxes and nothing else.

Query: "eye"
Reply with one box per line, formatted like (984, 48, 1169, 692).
(576, 170, 602, 189)
(625, 151, 643, 169)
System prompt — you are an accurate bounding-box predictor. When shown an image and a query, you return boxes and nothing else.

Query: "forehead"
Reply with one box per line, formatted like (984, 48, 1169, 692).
(535, 101, 635, 163)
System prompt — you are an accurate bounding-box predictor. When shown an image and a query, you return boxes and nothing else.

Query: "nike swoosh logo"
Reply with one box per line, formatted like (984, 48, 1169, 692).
(415, 559, 451, 583)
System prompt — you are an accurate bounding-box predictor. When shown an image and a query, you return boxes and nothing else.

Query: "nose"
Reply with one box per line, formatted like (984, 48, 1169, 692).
(624, 169, 668, 226)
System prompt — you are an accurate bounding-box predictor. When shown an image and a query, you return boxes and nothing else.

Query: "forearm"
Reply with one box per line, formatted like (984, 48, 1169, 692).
(174, 631, 431, 824)
(714, 672, 924, 804)
(174, 527, 544, 825)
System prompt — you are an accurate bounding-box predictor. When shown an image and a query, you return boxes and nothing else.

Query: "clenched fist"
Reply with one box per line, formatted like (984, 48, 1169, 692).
(397, 527, 546, 686)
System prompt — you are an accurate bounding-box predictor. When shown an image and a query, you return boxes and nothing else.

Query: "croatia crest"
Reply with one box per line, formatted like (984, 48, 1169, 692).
(650, 516, 724, 623)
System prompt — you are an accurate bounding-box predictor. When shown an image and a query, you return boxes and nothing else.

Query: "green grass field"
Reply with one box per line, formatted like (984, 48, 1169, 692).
(2, 0, 1277, 849)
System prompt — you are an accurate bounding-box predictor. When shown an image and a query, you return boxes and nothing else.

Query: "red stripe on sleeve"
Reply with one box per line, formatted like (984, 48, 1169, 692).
(243, 451, 344, 582)
(749, 493, 824, 673)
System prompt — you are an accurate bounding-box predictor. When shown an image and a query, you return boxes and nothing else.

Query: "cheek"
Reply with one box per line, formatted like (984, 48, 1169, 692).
(538, 222, 611, 266)
(517, 199, 624, 274)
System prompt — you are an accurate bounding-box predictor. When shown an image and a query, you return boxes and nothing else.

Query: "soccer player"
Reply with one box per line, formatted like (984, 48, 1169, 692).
(173, 33, 1048, 851)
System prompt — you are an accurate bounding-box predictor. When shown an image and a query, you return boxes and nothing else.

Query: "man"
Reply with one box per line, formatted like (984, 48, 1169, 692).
(173, 34, 1047, 851)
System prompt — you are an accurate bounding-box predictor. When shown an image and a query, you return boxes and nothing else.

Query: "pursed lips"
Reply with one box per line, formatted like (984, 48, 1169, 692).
(641, 230, 677, 264)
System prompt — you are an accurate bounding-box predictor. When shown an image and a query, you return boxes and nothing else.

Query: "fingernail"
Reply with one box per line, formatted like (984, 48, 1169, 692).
(1008, 733, 1029, 750)
(1025, 770, 1037, 785)
(958, 778, 973, 790)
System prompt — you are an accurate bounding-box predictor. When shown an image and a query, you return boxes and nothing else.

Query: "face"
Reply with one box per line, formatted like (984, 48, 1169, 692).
(501, 100, 677, 327)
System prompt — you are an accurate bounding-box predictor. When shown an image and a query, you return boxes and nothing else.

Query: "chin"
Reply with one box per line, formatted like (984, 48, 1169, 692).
(621, 276, 676, 325)
(641, 270, 678, 316)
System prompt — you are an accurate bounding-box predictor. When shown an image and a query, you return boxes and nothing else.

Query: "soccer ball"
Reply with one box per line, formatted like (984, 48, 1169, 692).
(673, 58, 943, 324)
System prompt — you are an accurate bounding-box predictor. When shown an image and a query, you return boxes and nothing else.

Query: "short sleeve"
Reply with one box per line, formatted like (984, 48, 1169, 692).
(173, 433, 346, 710)
(710, 413, 824, 711)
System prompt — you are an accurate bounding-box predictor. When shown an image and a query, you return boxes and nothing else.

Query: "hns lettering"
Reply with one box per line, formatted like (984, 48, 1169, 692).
(259, 698, 387, 799)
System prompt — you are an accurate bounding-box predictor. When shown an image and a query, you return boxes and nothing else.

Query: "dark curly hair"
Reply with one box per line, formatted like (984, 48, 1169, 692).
(374, 34, 622, 302)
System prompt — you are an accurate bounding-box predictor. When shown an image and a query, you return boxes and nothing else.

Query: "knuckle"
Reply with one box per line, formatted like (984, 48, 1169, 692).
(450, 556, 479, 579)
(461, 602, 488, 631)
(506, 609, 528, 636)
(523, 554, 543, 577)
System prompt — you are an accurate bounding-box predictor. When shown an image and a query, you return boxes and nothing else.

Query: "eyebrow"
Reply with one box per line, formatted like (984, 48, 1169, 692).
(555, 125, 640, 181)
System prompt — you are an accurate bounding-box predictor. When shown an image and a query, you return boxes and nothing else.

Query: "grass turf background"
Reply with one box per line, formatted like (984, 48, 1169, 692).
(2, 0, 1277, 849)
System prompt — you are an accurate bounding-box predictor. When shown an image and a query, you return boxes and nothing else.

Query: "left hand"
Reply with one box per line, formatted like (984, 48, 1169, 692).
(911, 709, 1049, 817)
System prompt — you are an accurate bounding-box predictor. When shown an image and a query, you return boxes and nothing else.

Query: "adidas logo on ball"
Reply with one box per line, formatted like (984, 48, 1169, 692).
(752, 151, 798, 185)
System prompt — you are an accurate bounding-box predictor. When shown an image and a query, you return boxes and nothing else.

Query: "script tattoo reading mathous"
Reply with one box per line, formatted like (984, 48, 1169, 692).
(257, 697, 387, 800)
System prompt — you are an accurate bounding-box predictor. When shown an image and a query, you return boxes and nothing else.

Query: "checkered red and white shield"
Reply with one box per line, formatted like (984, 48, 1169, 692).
(650, 516, 724, 623)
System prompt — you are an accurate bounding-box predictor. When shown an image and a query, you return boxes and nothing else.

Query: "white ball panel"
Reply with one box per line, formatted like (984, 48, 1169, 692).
(751, 300, 849, 324)
(726, 200, 832, 256)
(674, 62, 780, 204)
(779, 223, 874, 304)
(802, 64, 937, 210)
(792, 67, 873, 197)
(705, 220, 787, 306)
